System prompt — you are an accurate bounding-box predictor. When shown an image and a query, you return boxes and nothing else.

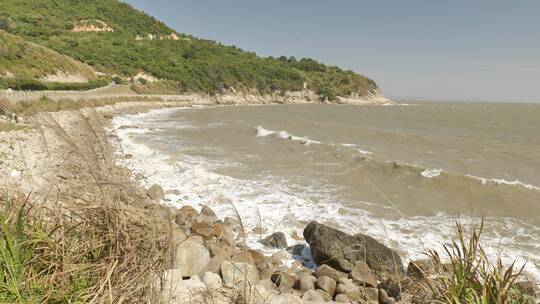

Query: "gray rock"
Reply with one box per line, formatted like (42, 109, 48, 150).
(201, 271, 222, 290)
(314, 264, 348, 282)
(303, 221, 404, 277)
(378, 278, 401, 300)
(301, 289, 325, 302)
(259, 232, 288, 249)
(174, 237, 211, 277)
(220, 260, 259, 287)
(335, 294, 351, 303)
(315, 276, 337, 296)
(183, 275, 206, 292)
(350, 260, 377, 287)
(146, 184, 164, 201)
(295, 274, 317, 293)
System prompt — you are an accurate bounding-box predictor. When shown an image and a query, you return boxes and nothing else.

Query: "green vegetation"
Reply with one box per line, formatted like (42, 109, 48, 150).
(0, 30, 98, 84)
(0, 0, 379, 98)
(423, 220, 534, 304)
(0, 122, 30, 133)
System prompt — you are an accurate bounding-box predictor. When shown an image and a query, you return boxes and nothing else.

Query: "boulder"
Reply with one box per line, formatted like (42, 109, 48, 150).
(316, 289, 332, 301)
(191, 221, 215, 240)
(182, 275, 206, 292)
(303, 221, 404, 277)
(361, 287, 379, 302)
(350, 260, 377, 287)
(335, 293, 351, 303)
(201, 271, 222, 290)
(146, 184, 164, 201)
(220, 260, 260, 287)
(301, 289, 325, 302)
(175, 206, 199, 227)
(336, 281, 362, 302)
(259, 232, 288, 249)
(196, 205, 219, 225)
(271, 250, 289, 264)
(271, 271, 296, 293)
(315, 276, 336, 296)
(295, 274, 317, 293)
(174, 237, 211, 277)
(378, 288, 390, 304)
(206, 240, 234, 258)
(314, 264, 347, 282)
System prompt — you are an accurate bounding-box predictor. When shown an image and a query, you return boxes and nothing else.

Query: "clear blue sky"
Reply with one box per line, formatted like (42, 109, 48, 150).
(124, 0, 540, 102)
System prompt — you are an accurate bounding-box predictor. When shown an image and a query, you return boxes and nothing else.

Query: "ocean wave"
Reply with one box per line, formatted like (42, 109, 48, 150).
(421, 168, 443, 178)
(467, 175, 540, 191)
(255, 126, 321, 145)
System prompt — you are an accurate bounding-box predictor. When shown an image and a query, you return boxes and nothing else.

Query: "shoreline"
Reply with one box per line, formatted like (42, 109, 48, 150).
(1, 100, 538, 303)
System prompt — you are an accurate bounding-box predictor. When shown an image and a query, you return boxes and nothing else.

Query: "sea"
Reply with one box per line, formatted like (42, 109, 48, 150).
(111, 101, 540, 280)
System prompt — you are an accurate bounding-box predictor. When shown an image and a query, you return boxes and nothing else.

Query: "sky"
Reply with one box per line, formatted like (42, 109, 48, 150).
(124, 0, 540, 102)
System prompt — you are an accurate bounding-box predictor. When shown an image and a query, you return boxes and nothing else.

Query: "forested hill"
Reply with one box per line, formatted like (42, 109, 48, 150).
(0, 0, 380, 100)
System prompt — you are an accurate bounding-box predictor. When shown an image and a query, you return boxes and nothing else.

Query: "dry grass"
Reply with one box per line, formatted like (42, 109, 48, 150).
(0, 192, 170, 303)
(0, 105, 173, 303)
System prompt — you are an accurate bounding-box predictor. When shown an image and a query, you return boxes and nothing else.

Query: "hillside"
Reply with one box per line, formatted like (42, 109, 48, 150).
(0, 0, 381, 100)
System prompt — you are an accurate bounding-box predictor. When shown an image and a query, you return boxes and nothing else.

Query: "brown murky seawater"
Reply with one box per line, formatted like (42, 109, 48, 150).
(113, 101, 540, 279)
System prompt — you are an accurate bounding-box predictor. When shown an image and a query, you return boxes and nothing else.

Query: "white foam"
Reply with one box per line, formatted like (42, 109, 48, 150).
(467, 175, 540, 191)
(255, 126, 275, 137)
(358, 149, 373, 155)
(421, 168, 443, 178)
(341, 143, 358, 147)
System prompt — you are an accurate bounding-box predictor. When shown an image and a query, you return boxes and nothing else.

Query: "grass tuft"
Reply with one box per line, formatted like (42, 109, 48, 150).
(422, 219, 534, 304)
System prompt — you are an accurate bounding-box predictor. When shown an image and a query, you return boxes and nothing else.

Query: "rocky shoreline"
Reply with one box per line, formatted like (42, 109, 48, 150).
(1, 100, 538, 304)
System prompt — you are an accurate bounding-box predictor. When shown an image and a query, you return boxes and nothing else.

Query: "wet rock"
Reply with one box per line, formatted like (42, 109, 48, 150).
(287, 244, 308, 256)
(335, 278, 362, 301)
(202, 271, 222, 290)
(259, 232, 288, 249)
(314, 264, 348, 282)
(174, 237, 210, 277)
(303, 221, 404, 277)
(301, 289, 324, 302)
(350, 260, 377, 288)
(146, 184, 164, 201)
(378, 288, 390, 304)
(220, 260, 259, 287)
(315, 276, 336, 296)
(295, 274, 317, 293)
(335, 293, 351, 303)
